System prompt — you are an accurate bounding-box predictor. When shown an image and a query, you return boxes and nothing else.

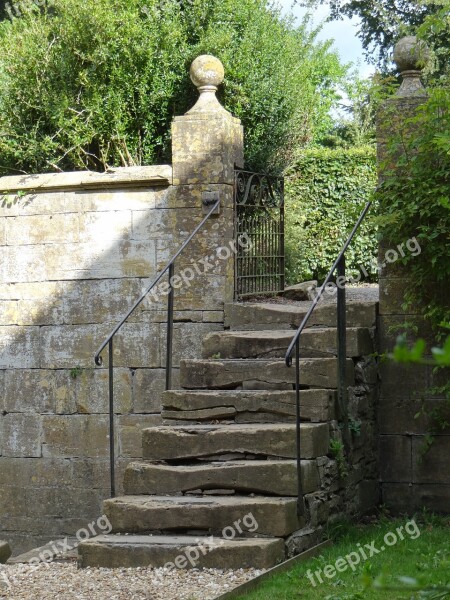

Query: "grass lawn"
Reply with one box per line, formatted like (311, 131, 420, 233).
(235, 513, 449, 599)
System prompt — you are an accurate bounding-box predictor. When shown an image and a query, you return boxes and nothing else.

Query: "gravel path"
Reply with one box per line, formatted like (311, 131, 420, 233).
(0, 561, 262, 600)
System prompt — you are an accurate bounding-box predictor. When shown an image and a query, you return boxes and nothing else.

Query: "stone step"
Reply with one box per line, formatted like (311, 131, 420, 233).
(103, 495, 303, 537)
(124, 459, 319, 496)
(78, 534, 285, 570)
(180, 358, 354, 390)
(225, 301, 377, 331)
(202, 327, 373, 359)
(142, 423, 329, 461)
(161, 389, 336, 423)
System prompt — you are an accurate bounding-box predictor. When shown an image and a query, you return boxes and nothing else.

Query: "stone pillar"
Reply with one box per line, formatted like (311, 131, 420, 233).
(170, 55, 244, 314)
(377, 37, 449, 513)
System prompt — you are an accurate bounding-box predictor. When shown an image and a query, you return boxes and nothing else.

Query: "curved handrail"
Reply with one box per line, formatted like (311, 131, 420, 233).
(94, 197, 220, 365)
(284, 199, 372, 517)
(94, 197, 221, 497)
(285, 200, 372, 367)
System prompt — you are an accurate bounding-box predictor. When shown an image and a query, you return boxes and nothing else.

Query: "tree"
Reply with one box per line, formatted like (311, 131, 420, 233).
(0, 0, 346, 175)
(296, 0, 449, 75)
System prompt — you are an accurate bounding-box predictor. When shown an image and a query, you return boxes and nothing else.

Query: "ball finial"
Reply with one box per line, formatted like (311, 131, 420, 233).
(190, 55, 225, 90)
(393, 36, 429, 72)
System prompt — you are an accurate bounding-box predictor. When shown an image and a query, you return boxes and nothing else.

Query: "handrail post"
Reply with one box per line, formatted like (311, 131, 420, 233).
(165, 262, 175, 391)
(337, 255, 349, 445)
(108, 339, 115, 498)
(295, 337, 304, 517)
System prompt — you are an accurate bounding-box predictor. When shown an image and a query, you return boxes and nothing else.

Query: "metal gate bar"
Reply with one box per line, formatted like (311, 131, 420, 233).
(234, 170, 284, 298)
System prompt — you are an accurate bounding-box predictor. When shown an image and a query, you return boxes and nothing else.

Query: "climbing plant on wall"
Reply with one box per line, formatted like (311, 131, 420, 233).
(284, 146, 378, 284)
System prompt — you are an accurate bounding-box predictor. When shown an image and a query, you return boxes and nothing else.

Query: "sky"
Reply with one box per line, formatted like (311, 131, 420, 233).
(277, 0, 375, 77)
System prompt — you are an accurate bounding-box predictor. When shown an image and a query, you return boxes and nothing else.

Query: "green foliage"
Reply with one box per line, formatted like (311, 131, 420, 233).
(299, 0, 447, 73)
(69, 365, 83, 379)
(284, 146, 377, 284)
(376, 88, 450, 337)
(393, 333, 450, 367)
(329, 438, 348, 478)
(0, 0, 346, 175)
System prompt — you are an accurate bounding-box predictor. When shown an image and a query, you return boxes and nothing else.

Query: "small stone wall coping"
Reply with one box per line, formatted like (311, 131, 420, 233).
(0, 165, 172, 193)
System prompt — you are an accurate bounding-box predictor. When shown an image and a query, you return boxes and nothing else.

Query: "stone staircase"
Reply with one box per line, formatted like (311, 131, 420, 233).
(78, 300, 377, 570)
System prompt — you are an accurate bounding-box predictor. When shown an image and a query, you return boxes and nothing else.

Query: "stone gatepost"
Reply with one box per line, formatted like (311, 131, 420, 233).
(377, 37, 449, 513)
(170, 55, 244, 316)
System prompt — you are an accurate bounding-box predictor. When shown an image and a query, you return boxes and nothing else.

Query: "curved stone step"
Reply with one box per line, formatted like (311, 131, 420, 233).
(142, 423, 329, 461)
(202, 328, 373, 359)
(78, 534, 285, 570)
(124, 459, 319, 496)
(161, 388, 336, 423)
(225, 301, 377, 331)
(104, 495, 303, 537)
(180, 358, 354, 390)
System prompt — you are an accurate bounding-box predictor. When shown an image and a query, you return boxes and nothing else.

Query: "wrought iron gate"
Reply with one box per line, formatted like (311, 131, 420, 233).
(234, 170, 285, 298)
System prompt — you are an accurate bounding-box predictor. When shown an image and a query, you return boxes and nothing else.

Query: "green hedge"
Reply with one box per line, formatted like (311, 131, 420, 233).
(284, 146, 378, 284)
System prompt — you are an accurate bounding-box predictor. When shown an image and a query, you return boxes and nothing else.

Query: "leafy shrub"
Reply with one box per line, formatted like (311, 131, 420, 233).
(376, 88, 450, 336)
(284, 146, 377, 284)
(0, 0, 345, 174)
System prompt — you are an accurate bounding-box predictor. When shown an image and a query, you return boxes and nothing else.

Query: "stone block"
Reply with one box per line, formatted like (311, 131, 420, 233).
(161, 322, 222, 368)
(202, 311, 224, 323)
(0, 457, 73, 487)
(27, 487, 104, 520)
(62, 277, 146, 325)
(180, 358, 354, 390)
(413, 435, 450, 484)
(3, 369, 56, 413)
(143, 423, 329, 461)
(78, 534, 284, 570)
(112, 323, 161, 368)
(79, 210, 132, 242)
(55, 240, 157, 280)
(202, 328, 373, 360)
(39, 325, 100, 369)
(6, 213, 80, 245)
(42, 415, 109, 458)
(117, 414, 163, 458)
(2, 245, 52, 283)
(378, 435, 412, 482)
(1, 414, 42, 457)
(105, 495, 300, 537)
(161, 389, 335, 423)
(132, 369, 166, 413)
(0, 486, 28, 518)
(0, 297, 64, 326)
(0, 327, 41, 368)
(381, 483, 450, 514)
(379, 360, 430, 400)
(53, 368, 132, 415)
(124, 459, 319, 496)
(0, 281, 61, 301)
(378, 277, 412, 315)
(0, 541, 11, 563)
(357, 480, 379, 513)
(378, 396, 450, 435)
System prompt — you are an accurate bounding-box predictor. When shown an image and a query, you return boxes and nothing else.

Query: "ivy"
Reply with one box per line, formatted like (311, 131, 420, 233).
(376, 88, 450, 338)
(284, 146, 377, 284)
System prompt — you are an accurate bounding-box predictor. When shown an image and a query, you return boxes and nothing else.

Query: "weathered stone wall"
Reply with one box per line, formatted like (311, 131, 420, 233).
(0, 55, 244, 554)
(377, 38, 450, 513)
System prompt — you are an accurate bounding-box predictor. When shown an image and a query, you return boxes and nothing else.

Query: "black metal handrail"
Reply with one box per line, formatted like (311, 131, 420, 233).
(285, 201, 372, 517)
(94, 198, 221, 498)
